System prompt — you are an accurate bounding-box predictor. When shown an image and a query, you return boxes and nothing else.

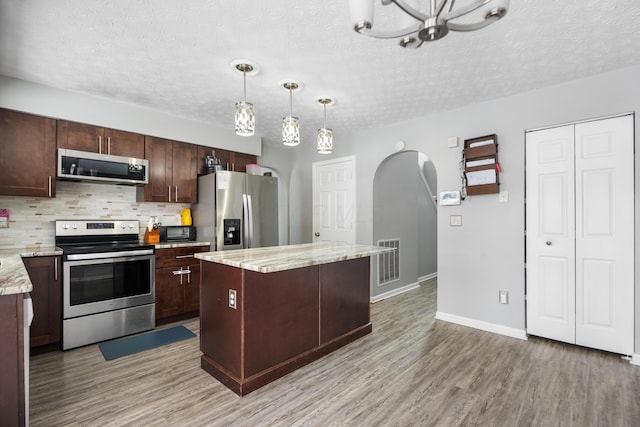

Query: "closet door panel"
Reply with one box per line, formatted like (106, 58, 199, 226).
(525, 125, 576, 343)
(575, 115, 634, 355)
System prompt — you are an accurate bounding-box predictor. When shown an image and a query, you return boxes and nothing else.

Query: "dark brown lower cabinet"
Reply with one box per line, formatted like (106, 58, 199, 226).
(0, 293, 26, 426)
(200, 257, 372, 396)
(22, 256, 61, 348)
(155, 246, 209, 324)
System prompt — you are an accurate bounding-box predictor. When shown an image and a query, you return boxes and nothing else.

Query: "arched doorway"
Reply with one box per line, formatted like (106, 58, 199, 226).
(372, 150, 437, 301)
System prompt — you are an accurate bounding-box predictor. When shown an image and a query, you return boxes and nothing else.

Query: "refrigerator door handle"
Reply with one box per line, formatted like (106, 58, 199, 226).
(247, 194, 254, 248)
(242, 193, 249, 248)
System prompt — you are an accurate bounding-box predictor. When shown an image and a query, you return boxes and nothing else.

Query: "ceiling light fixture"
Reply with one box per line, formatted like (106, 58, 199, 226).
(281, 81, 302, 146)
(348, 0, 509, 49)
(234, 62, 255, 136)
(316, 97, 334, 154)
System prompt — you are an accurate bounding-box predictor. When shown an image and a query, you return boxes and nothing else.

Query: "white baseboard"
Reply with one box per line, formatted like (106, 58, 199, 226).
(631, 354, 640, 366)
(371, 282, 420, 303)
(435, 311, 528, 341)
(418, 272, 437, 282)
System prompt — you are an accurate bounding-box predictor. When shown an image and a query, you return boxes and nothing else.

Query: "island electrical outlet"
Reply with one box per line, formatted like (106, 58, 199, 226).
(229, 289, 237, 309)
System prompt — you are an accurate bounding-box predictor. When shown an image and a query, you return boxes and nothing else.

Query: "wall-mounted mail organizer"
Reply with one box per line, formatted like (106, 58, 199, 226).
(463, 134, 500, 196)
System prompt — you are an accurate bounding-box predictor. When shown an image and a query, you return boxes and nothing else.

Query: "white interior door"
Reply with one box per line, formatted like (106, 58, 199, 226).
(526, 125, 576, 344)
(526, 114, 634, 355)
(574, 115, 634, 355)
(312, 156, 356, 244)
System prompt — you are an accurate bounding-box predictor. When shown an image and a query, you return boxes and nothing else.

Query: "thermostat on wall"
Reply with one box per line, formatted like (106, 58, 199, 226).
(439, 191, 461, 206)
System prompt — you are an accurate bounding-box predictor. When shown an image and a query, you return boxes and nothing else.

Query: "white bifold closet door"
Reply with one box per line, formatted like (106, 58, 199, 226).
(526, 114, 634, 355)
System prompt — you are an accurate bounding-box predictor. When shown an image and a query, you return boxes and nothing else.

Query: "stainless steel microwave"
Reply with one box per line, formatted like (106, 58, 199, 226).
(57, 148, 149, 185)
(160, 226, 197, 242)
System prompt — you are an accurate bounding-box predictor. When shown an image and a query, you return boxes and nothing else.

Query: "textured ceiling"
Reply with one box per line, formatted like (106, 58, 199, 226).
(1, 0, 640, 148)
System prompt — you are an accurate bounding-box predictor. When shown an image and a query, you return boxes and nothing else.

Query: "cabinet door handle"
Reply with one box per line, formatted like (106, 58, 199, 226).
(175, 186, 179, 202)
(48, 176, 52, 197)
(107, 136, 112, 154)
(168, 186, 172, 202)
(175, 254, 194, 259)
(99, 135, 103, 153)
(54, 257, 58, 281)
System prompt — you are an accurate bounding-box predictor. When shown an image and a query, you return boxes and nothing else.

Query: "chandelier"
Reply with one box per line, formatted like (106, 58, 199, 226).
(348, 0, 509, 48)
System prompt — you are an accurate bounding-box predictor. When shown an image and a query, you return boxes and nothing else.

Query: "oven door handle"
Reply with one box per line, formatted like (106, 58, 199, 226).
(65, 248, 155, 261)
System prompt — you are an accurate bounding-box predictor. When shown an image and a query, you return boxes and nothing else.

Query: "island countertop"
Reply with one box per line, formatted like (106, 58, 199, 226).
(194, 242, 393, 273)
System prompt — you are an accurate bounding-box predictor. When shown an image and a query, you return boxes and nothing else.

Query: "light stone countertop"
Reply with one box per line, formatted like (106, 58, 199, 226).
(0, 254, 33, 295)
(195, 242, 394, 274)
(154, 241, 210, 250)
(0, 242, 211, 296)
(0, 247, 63, 296)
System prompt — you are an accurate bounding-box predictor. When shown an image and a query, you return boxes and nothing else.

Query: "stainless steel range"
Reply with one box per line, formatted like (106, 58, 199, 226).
(55, 220, 156, 350)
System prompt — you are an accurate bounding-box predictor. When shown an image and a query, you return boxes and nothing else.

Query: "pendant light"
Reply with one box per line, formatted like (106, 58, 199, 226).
(281, 81, 302, 146)
(316, 97, 334, 154)
(234, 62, 255, 137)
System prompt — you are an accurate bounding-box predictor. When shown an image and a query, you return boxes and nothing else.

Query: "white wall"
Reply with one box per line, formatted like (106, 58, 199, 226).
(0, 75, 262, 155)
(284, 64, 640, 350)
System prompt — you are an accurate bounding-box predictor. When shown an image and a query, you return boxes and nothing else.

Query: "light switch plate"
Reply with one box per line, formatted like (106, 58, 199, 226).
(447, 136, 458, 148)
(499, 190, 509, 203)
(499, 290, 509, 304)
(450, 215, 462, 226)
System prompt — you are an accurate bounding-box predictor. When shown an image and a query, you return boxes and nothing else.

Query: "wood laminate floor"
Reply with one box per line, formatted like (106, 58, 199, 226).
(30, 279, 640, 426)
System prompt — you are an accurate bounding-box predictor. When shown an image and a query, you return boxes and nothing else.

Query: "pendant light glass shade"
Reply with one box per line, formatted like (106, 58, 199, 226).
(316, 97, 334, 154)
(317, 127, 333, 154)
(235, 101, 255, 136)
(281, 81, 301, 146)
(282, 116, 300, 146)
(234, 63, 255, 137)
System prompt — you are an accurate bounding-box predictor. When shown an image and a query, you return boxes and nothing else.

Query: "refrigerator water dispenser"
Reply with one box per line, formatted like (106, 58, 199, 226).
(224, 219, 241, 246)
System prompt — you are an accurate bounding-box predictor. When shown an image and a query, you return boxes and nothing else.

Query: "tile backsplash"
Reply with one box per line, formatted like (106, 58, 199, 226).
(0, 181, 191, 251)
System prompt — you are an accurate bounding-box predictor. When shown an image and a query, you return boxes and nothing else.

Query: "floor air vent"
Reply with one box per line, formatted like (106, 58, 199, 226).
(377, 239, 400, 285)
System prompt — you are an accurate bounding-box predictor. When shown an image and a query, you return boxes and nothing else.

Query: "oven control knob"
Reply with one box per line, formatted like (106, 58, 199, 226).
(129, 223, 134, 229)
(62, 223, 69, 230)
(71, 223, 77, 230)
(121, 224, 126, 229)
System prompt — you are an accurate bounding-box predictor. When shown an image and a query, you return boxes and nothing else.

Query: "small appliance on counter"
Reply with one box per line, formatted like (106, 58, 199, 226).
(204, 150, 223, 174)
(159, 225, 197, 242)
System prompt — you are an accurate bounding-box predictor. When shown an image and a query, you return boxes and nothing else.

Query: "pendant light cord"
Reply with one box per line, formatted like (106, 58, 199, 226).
(289, 87, 293, 117)
(323, 103, 327, 128)
(243, 69, 247, 103)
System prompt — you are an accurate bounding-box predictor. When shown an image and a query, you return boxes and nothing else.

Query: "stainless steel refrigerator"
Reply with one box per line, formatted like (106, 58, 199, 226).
(193, 171, 279, 251)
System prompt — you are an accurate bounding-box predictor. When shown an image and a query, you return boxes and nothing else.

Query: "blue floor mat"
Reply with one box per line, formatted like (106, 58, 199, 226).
(99, 326, 196, 361)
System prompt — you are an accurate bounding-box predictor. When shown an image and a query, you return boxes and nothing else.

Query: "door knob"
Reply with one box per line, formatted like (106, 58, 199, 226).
(315, 232, 320, 237)
(546, 241, 552, 246)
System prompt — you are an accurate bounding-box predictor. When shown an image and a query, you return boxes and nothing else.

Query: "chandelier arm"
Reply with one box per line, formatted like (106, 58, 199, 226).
(389, 0, 428, 21)
(434, 0, 451, 18)
(357, 24, 422, 39)
(441, 0, 492, 21)
(447, 15, 498, 32)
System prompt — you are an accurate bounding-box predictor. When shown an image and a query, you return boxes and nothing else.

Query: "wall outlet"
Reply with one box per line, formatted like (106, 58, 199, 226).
(229, 289, 237, 309)
(499, 290, 509, 304)
(499, 190, 509, 203)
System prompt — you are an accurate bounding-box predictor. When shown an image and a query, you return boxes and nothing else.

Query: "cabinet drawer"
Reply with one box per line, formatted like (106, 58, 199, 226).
(156, 246, 209, 268)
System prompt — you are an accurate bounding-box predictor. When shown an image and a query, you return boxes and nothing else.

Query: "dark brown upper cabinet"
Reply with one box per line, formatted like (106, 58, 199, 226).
(0, 108, 57, 197)
(57, 120, 145, 159)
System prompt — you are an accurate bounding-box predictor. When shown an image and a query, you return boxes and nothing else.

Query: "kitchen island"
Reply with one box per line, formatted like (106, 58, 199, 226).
(195, 242, 392, 396)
